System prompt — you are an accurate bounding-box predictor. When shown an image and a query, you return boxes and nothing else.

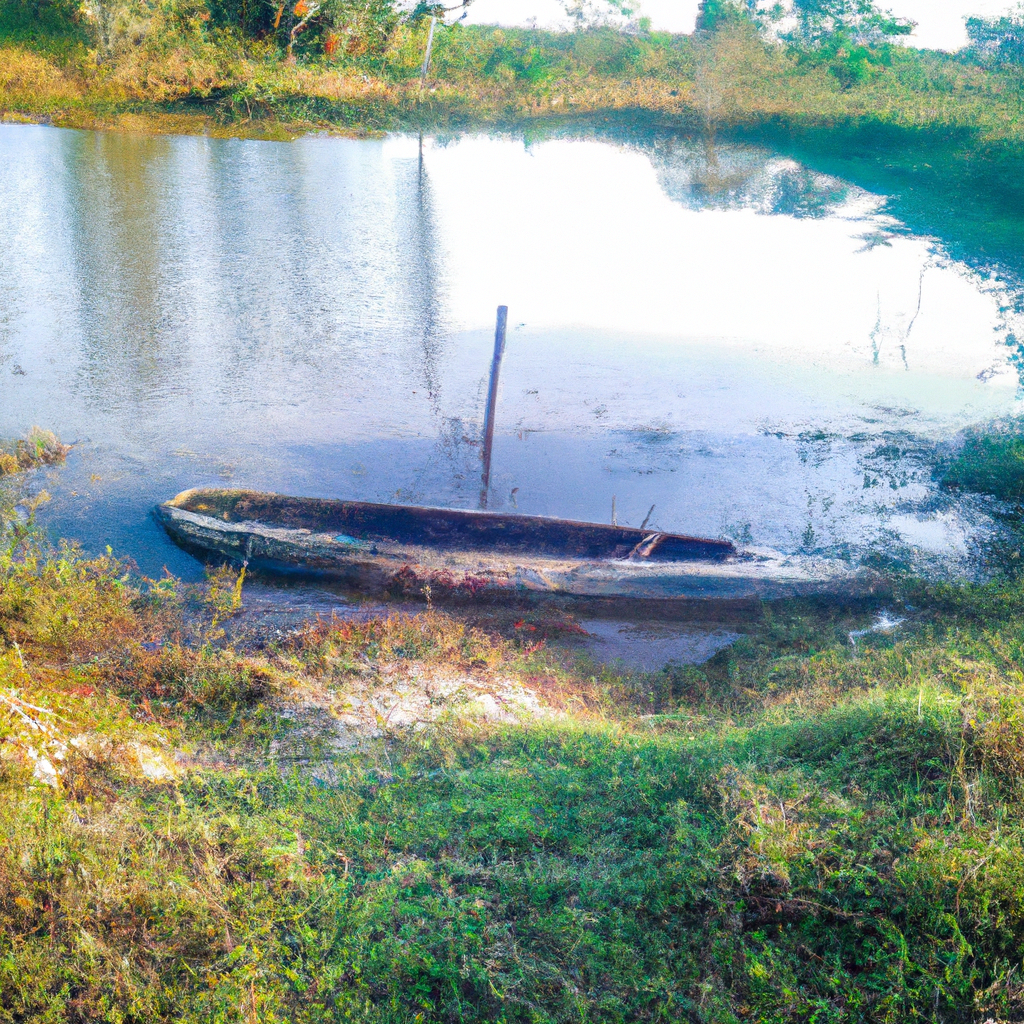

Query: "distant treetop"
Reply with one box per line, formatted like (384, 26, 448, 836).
(966, 6, 1024, 65)
(783, 0, 913, 48)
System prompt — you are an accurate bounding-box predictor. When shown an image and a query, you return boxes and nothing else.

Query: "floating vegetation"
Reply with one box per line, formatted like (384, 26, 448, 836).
(0, 427, 70, 477)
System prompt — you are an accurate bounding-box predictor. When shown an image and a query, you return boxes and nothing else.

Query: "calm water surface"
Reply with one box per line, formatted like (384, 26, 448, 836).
(1, 124, 1022, 579)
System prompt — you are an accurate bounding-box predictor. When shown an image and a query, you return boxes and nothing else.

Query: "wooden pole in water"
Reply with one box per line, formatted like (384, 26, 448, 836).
(419, 15, 437, 88)
(480, 305, 508, 510)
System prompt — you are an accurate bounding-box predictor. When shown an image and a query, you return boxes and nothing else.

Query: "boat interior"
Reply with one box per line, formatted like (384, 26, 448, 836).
(166, 489, 736, 563)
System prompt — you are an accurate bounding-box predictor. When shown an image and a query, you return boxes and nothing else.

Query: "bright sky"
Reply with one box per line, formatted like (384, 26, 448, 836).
(462, 0, 1021, 50)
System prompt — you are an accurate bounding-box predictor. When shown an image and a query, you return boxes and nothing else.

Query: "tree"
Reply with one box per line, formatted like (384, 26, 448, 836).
(966, 6, 1024, 65)
(690, 18, 771, 142)
(778, 0, 914, 89)
(559, 0, 637, 31)
(786, 0, 913, 48)
(695, 0, 779, 34)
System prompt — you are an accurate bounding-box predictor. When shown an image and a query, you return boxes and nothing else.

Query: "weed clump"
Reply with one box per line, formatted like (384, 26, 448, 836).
(0, 427, 70, 478)
(119, 642, 275, 709)
(292, 609, 503, 674)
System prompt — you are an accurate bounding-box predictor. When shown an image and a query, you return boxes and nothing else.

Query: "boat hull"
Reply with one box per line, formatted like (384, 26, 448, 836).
(156, 489, 881, 605)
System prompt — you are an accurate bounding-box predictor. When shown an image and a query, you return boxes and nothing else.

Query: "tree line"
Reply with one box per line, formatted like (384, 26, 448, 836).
(1, 0, 1022, 82)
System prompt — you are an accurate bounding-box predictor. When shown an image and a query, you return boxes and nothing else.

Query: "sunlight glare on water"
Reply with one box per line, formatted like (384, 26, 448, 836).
(424, 135, 1004, 376)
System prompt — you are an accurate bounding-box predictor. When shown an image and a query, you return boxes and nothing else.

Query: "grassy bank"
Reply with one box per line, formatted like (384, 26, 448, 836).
(6, 499, 1024, 1021)
(2, 22, 1023, 146)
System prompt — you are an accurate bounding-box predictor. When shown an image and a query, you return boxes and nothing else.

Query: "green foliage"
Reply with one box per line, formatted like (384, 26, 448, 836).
(966, 7, 1024, 66)
(423, 24, 673, 85)
(202, 0, 277, 43)
(941, 426, 1024, 502)
(0, 0, 84, 46)
(696, 0, 745, 33)
(695, 0, 779, 35)
(775, 0, 912, 88)
(0, 541, 136, 658)
(785, 0, 914, 49)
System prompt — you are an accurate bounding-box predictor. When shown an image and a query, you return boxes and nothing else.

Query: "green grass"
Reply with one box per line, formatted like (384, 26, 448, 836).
(7, 515, 1024, 1021)
(943, 425, 1024, 502)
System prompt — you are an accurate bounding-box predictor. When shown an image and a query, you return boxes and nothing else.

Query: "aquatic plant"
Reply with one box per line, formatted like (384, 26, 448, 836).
(0, 427, 70, 478)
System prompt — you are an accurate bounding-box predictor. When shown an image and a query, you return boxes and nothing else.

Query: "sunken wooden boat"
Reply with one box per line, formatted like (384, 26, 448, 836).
(156, 488, 880, 604)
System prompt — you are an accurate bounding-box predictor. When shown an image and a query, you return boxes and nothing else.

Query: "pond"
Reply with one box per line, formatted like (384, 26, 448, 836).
(1, 123, 1022, 581)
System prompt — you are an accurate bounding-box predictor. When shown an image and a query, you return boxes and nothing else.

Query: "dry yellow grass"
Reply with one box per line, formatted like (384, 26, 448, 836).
(0, 45, 84, 110)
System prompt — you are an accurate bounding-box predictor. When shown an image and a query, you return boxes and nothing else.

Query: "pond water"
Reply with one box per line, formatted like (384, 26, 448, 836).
(1, 123, 1022, 581)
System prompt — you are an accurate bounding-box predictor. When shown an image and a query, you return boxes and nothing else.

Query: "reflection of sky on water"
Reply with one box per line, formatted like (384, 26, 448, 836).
(426, 135, 1020, 384)
(0, 125, 1021, 579)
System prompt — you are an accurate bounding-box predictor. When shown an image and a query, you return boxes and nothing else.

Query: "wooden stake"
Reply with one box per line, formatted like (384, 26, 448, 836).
(480, 305, 508, 510)
(420, 16, 437, 88)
